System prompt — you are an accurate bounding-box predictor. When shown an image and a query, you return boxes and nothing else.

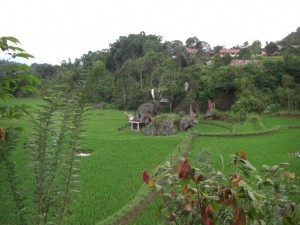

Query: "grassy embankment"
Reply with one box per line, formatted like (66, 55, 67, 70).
(0, 98, 185, 225)
(131, 115, 300, 225)
(1, 98, 299, 225)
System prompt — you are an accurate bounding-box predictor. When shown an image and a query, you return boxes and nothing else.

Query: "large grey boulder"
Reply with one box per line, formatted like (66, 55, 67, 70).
(156, 118, 178, 136)
(135, 101, 160, 124)
(179, 116, 198, 131)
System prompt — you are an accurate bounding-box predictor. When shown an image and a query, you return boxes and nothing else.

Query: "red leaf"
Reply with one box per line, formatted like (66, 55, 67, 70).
(205, 204, 213, 216)
(201, 204, 214, 225)
(0, 128, 4, 140)
(183, 184, 189, 191)
(168, 214, 176, 222)
(233, 207, 246, 225)
(142, 170, 150, 184)
(227, 194, 238, 209)
(240, 151, 247, 160)
(171, 191, 175, 198)
(197, 175, 204, 181)
(218, 186, 232, 204)
(203, 218, 213, 225)
(186, 203, 192, 211)
(178, 159, 191, 179)
(230, 173, 242, 187)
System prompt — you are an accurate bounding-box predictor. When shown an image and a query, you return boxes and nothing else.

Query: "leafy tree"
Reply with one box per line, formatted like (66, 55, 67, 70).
(277, 74, 299, 111)
(239, 47, 252, 59)
(212, 54, 232, 69)
(250, 40, 262, 56)
(161, 58, 182, 111)
(196, 68, 218, 109)
(0, 36, 40, 101)
(114, 59, 140, 109)
(185, 36, 199, 48)
(84, 60, 113, 103)
(265, 42, 279, 56)
(143, 39, 163, 53)
(164, 40, 188, 67)
(280, 27, 300, 45)
(284, 55, 300, 83)
(142, 51, 165, 88)
(180, 65, 203, 114)
(31, 63, 58, 81)
(242, 41, 249, 48)
(213, 45, 223, 53)
(281, 45, 300, 56)
(79, 50, 107, 69)
(107, 32, 163, 71)
(0, 36, 40, 131)
(262, 58, 285, 84)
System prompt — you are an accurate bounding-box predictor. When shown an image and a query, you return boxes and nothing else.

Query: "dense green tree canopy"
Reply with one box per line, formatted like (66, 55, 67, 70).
(27, 30, 300, 113)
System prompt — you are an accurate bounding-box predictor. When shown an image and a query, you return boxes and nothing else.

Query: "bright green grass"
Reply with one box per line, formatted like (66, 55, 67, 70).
(261, 115, 300, 128)
(1, 98, 44, 108)
(192, 123, 230, 133)
(65, 109, 183, 224)
(130, 198, 164, 225)
(234, 122, 257, 133)
(2, 98, 300, 225)
(132, 117, 300, 224)
(190, 128, 300, 177)
(1, 98, 184, 225)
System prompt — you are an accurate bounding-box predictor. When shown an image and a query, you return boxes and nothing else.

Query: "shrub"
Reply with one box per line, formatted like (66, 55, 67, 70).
(179, 116, 198, 131)
(143, 151, 300, 224)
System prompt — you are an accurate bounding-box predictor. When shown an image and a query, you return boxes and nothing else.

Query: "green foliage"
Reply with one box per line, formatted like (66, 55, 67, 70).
(107, 32, 163, 71)
(239, 47, 252, 59)
(284, 56, 300, 83)
(0, 130, 27, 224)
(280, 27, 300, 45)
(0, 95, 87, 225)
(83, 60, 114, 103)
(0, 36, 41, 128)
(265, 42, 279, 56)
(250, 40, 262, 57)
(144, 151, 300, 224)
(28, 30, 300, 113)
(27, 96, 86, 224)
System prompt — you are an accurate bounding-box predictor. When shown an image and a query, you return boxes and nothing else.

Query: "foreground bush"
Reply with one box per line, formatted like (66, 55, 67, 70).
(143, 151, 300, 224)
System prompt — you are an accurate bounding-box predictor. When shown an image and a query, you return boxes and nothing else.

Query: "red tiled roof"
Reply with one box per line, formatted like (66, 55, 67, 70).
(185, 47, 198, 54)
(220, 49, 240, 54)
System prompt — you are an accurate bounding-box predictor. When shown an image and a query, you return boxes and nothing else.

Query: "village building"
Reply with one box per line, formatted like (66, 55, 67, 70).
(185, 47, 198, 54)
(219, 49, 240, 57)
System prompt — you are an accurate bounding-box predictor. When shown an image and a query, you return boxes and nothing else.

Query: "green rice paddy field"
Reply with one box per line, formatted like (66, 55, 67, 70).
(1, 98, 300, 225)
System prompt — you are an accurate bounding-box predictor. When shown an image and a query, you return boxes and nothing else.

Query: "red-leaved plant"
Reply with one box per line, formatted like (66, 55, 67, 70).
(143, 150, 300, 224)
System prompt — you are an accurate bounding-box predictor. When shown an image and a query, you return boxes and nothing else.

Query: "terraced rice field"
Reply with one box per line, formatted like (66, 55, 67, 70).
(131, 116, 300, 224)
(1, 98, 300, 225)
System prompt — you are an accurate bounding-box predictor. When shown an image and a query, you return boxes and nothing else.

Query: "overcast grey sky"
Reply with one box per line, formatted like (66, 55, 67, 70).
(2, 0, 300, 65)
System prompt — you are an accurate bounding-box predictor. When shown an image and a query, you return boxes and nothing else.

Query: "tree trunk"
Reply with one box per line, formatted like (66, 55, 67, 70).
(123, 87, 126, 109)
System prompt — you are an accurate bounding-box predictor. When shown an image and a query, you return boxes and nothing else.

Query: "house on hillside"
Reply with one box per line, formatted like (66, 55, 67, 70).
(262, 44, 300, 56)
(185, 47, 198, 54)
(219, 49, 240, 57)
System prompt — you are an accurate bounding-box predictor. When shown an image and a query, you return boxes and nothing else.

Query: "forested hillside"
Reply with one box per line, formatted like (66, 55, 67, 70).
(30, 28, 300, 118)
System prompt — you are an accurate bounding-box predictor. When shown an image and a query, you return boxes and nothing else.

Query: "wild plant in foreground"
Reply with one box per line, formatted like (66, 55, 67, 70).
(0, 94, 87, 225)
(25, 95, 87, 225)
(143, 150, 300, 224)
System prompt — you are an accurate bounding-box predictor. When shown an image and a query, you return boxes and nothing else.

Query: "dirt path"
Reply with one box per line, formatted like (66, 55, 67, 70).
(117, 190, 159, 225)
(116, 136, 193, 225)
